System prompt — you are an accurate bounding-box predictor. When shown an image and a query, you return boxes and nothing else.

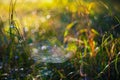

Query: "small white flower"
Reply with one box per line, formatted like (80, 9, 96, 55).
(46, 14, 51, 19)
(41, 45, 47, 50)
(32, 48, 38, 54)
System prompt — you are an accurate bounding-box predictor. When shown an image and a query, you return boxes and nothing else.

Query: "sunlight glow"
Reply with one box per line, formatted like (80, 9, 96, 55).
(41, 0, 53, 4)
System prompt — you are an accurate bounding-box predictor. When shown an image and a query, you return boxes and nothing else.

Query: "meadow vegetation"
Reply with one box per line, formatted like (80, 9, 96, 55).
(0, 0, 120, 80)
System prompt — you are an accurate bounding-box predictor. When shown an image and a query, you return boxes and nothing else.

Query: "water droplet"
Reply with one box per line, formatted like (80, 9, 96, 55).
(15, 56, 19, 59)
(0, 66, 2, 69)
(20, 68, 24, 71)
(15, 68, 18, 71)
(10, 25, 14, 28)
